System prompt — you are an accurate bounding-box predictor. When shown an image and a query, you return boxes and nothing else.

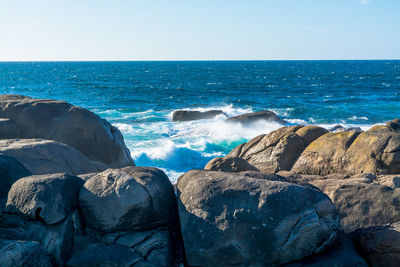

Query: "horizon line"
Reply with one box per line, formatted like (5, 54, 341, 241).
(0, 58, 399, 63)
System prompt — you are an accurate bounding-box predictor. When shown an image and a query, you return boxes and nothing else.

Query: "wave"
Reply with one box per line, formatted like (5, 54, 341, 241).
(110, 105, 381, 183)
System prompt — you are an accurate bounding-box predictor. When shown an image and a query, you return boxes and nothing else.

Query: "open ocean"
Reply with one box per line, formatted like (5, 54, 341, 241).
(1, 60, 399, 182)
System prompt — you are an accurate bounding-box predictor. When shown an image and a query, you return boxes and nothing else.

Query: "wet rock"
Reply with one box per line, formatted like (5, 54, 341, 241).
(172, 110, 226, 121)
(226, 110, 286, 125)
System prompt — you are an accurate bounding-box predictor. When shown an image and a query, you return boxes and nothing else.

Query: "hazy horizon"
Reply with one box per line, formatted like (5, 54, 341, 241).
(1, 0, 399, 61)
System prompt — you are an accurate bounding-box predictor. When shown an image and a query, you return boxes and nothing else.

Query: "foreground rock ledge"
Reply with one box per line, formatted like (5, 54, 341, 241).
(177, 170, 341, 266)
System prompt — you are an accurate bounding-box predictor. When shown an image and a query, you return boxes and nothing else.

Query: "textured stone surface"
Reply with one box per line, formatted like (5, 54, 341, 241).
(177, 170, 340, 266)
(0, 214, 75, 265)
(279, 171, 400, 233)
(0, 94, 134, 168)
(0, 139, 102, 175)
(6, 173, 84, 224)
(79, 166, 177, 232)
(204, 156, 258, 172)
(292, 131, 360, 175)
(0, 154, 31, 201)
(352, 222, 400, 267)
(0, 239, 52, 267)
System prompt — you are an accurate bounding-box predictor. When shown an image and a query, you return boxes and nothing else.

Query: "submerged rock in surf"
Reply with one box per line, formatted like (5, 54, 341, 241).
(172, 109, 226, 121)
(225, 110, 286, 125)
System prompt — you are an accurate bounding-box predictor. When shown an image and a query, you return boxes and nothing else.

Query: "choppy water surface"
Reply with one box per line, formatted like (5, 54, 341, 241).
(1, 61, 399, 181)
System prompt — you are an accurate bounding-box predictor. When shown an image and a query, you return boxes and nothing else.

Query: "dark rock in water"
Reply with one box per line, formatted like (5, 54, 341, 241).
(0, 238, 52, 267)
(0, 95, 134, 168)
(329, 124, 362, 132)
(352, 222, 400, 267)
(0, 213, 75, 265)
(227, 126, 328, 173)
(226, 110, 286, 125)
(0, 139, 103, 175)
(284, 233, 367, 267)
(204, 156, 259, 172)
(6, 173, 84, 225)
(66, 235, 146, 267)
(172, 109, 226, 121)
(177, 170, 340, 266)
(79, 166, 177, 233)
(0, 154, 31, 201)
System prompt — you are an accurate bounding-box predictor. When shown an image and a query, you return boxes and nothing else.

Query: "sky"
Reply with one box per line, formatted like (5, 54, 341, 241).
(0, 0, 399, 61)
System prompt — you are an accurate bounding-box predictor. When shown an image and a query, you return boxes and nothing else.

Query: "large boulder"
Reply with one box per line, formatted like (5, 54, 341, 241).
(177, 170, 340, 266)
(292, 131, 360, 175)
(226, 110, 286, 125)
(6, 173, 84, 224)
(204, 156, 258, 172)
(0, 239, 52, 267)
(79, 166, 177, 233)
(172, 110, 226, 121)
(0, 139, 103, 175)
(0, 154, 31, 202)
(227, 126, 328, 173)
(0, 95, 133, 168)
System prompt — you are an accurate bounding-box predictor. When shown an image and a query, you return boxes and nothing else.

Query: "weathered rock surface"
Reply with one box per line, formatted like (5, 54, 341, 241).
(279, 171, 400, 233)
(292, 131, 360, 175)
(284, 234, 367, 267)
(79, 166, 177, 233)
(352, 222, 400, 267)
(0, 238, 52, 267)
(66, 235, 146, 267)
(226, 110, 286, 125)
(172, 109, 226, 121)
(0, 213, 75, 265)
(177, 170, 340, 266)
(204, 156, 258, 172)
(228, 123, 400, 176)
(85, 227, 175, 267)
(227, 126, 328, 172)
(0, 95, 134, 168)
(0, 154, 31, 201)
(0, 118, 21, 138)
(0, 139, 102, 175)
(6, 173, 84, 224)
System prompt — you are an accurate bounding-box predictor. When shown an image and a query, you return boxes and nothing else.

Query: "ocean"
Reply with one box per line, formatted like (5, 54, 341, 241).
(1, 60, 399, 182)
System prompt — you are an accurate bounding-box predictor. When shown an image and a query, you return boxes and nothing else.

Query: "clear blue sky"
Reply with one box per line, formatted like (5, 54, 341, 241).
(0, 0, 399, 61)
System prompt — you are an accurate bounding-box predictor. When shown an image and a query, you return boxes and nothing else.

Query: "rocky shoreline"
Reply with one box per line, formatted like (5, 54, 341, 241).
(1, 95, 399, 266)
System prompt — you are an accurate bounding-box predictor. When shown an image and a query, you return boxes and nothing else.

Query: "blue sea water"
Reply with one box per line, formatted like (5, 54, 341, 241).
(1, 60, 399, 182)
